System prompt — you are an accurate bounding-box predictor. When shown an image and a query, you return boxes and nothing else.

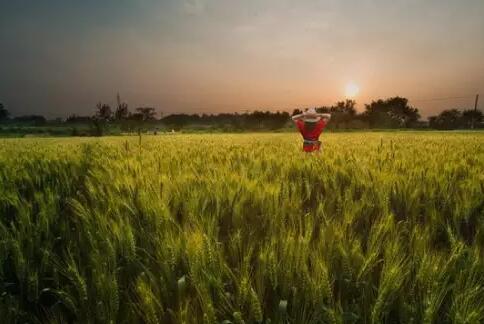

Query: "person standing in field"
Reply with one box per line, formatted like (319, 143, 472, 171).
(292, 108, 331, 152)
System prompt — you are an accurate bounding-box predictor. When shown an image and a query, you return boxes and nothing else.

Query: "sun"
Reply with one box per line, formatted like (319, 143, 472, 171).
(345, 82, 360, 98)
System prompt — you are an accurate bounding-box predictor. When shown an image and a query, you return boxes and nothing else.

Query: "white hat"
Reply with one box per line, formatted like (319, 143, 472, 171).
(303, 108, 319, 122)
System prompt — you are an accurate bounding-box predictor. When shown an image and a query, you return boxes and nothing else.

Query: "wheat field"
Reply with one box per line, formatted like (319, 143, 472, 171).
(1, 132, 483, 323)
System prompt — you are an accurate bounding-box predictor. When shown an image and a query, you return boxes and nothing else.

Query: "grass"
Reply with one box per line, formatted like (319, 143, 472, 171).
(0, 132, 483, 323)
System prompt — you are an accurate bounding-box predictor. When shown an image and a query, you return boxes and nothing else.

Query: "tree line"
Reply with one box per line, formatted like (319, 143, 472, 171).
(302, 97, 482, 130)
(0, 97, 482, 134)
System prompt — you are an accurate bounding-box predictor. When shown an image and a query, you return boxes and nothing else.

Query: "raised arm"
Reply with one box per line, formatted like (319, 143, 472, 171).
(318, 113, 331, 120)
(291, 113, 305, 121)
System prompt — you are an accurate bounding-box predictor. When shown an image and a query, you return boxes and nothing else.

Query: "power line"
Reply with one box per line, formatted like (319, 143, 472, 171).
(410, 95, 475, 102)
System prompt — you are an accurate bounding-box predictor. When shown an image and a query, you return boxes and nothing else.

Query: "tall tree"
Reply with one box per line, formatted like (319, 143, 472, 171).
(330, 100, 357, 128)
(461, 109, 483, 128)
(0, 103, 9, 121)
(428, 109, 462, 130)
(92, 102, 112, 136)
(135, 107, 157, 121)
(95, 102, 112, 120)
(363, 97, 420, 128)
(115, 93, 129, 120)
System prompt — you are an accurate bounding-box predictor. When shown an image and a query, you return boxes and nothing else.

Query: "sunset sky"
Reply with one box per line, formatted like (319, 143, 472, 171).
(1, 0, 483, 118)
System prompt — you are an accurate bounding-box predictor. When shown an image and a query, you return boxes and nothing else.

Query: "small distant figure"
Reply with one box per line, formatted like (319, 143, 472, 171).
(292, 108, 331, 152)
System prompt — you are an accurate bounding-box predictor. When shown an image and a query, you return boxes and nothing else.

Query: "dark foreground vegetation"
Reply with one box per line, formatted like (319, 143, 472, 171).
(0, 97, 482, 137)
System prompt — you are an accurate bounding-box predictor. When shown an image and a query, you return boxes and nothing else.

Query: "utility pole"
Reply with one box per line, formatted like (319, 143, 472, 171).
(472, 94, 479, 129)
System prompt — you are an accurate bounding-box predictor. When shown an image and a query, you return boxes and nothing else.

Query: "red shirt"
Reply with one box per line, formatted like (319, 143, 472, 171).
(296, 119, 326, 141)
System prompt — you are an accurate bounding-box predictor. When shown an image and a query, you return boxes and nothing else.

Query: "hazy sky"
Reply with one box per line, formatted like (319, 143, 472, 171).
(1, 0, 483, 118)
